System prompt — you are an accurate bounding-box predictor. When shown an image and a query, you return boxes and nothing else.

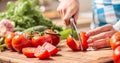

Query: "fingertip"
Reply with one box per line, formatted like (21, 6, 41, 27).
(87, 39, 93, 43)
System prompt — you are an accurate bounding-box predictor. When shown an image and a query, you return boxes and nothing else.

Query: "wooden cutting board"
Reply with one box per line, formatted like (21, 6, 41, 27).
(0, 41, 113, 63)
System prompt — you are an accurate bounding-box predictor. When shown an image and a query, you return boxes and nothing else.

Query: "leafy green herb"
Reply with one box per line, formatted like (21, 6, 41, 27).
(0, 0, 62, 32)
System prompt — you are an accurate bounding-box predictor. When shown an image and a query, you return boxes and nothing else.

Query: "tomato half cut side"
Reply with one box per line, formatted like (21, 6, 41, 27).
(34, 46, 50, 60)
(66, 35, 80, 51)
(113, 46, 120, 63)
(22, 47, 36, 58)
(43, 42, 58, 56)
(79, 31, 88, 51)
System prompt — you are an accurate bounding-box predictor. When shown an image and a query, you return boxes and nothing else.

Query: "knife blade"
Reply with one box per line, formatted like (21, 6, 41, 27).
(70, 17, 83, 51)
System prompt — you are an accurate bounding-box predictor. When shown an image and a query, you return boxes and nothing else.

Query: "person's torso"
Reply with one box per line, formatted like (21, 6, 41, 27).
(91, 0, 120, 29)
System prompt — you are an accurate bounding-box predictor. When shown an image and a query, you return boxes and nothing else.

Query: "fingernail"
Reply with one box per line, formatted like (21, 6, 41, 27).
(88, 43, 93, 47)
(87, 39, 92, 43)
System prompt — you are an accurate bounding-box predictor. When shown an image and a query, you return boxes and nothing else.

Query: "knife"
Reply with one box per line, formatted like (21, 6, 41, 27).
(70, 17, 83, 51)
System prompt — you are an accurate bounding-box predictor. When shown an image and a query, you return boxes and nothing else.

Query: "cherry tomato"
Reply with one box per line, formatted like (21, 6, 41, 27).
(110, 32, 120, 50)
(80, 31, 88, 51)
(31, 35, 46, 47)
(113, 46, 120, 63)
(43, 42, 58, 56)
(66, 35, 80, 51)
(5, 32, 15, 50)
(12, 34, 32, 52)
(34, 46, 50, 60)
(22, 47, 36, 58)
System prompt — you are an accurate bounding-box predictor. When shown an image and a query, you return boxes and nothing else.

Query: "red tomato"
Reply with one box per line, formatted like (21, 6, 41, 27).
(43, 34, 52, 44)
(31, 35, 46, 47)
(66, 35, 80, 51)
(80, 31, 88, 51)
(12, 34, 32, 52)
(44, 34, 60, 46)
(43, 42, 58, 56)
(110, 32, 120, 50)
(113, 46, 120, 63)
(5, 32, 15, 50)
(34, 46, 50, 60)
(22, 47, 36, 58)
(51, 34, 60, 46)
(44, 29, 60, 46)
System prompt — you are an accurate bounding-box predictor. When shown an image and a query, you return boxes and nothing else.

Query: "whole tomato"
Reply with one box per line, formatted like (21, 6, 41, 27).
(31, 34, 47, 47)
(12, 34, 32, 52)
(44, 29, 60, 46)
(110, 32, 120, 50)
(5, 32, 15, 50)
(113, 46, 120, 63)
(44, 34, 60, 46)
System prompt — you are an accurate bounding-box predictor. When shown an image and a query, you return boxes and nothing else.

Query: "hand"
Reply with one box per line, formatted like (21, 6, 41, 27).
(57, 0, 79, 26)
(86, 24, 118, 49)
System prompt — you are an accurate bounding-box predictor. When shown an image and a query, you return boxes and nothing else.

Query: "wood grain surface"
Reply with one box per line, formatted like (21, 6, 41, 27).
(0, 41, 113, 63)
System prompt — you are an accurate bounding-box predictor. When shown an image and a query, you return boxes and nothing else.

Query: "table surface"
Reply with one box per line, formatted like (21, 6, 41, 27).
(0, 41, 113, 63)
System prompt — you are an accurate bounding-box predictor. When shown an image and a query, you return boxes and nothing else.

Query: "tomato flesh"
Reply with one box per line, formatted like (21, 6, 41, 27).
(43, 42, 58, 56)
(66, 35, 80, 51)
(22, 47, 36, 58)
(34, 46, 50, 60)
(80, 31, 88, 51)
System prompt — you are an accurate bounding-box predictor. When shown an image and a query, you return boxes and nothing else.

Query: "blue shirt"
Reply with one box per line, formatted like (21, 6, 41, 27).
(91, 0, 120, 30)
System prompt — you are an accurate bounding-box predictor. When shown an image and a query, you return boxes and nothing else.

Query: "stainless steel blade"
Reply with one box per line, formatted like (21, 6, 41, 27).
(70, 17, 83, 51)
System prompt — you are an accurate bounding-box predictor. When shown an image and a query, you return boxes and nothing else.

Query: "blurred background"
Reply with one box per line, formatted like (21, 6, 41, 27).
(0, 0, 92, 31)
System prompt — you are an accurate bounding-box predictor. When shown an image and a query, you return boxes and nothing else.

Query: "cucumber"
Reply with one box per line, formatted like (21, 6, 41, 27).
(23, 25, 47, 33)
(14, 27, 25, 32)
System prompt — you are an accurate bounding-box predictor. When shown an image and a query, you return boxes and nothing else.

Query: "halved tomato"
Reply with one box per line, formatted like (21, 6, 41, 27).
(43, 42, 58, 56)
(22, 47, 36, 58)
(79, 31, 88, 51)
(66, 35, 80, 51)
(34, 46, 50, 60)
(66, 31, 88, 51)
